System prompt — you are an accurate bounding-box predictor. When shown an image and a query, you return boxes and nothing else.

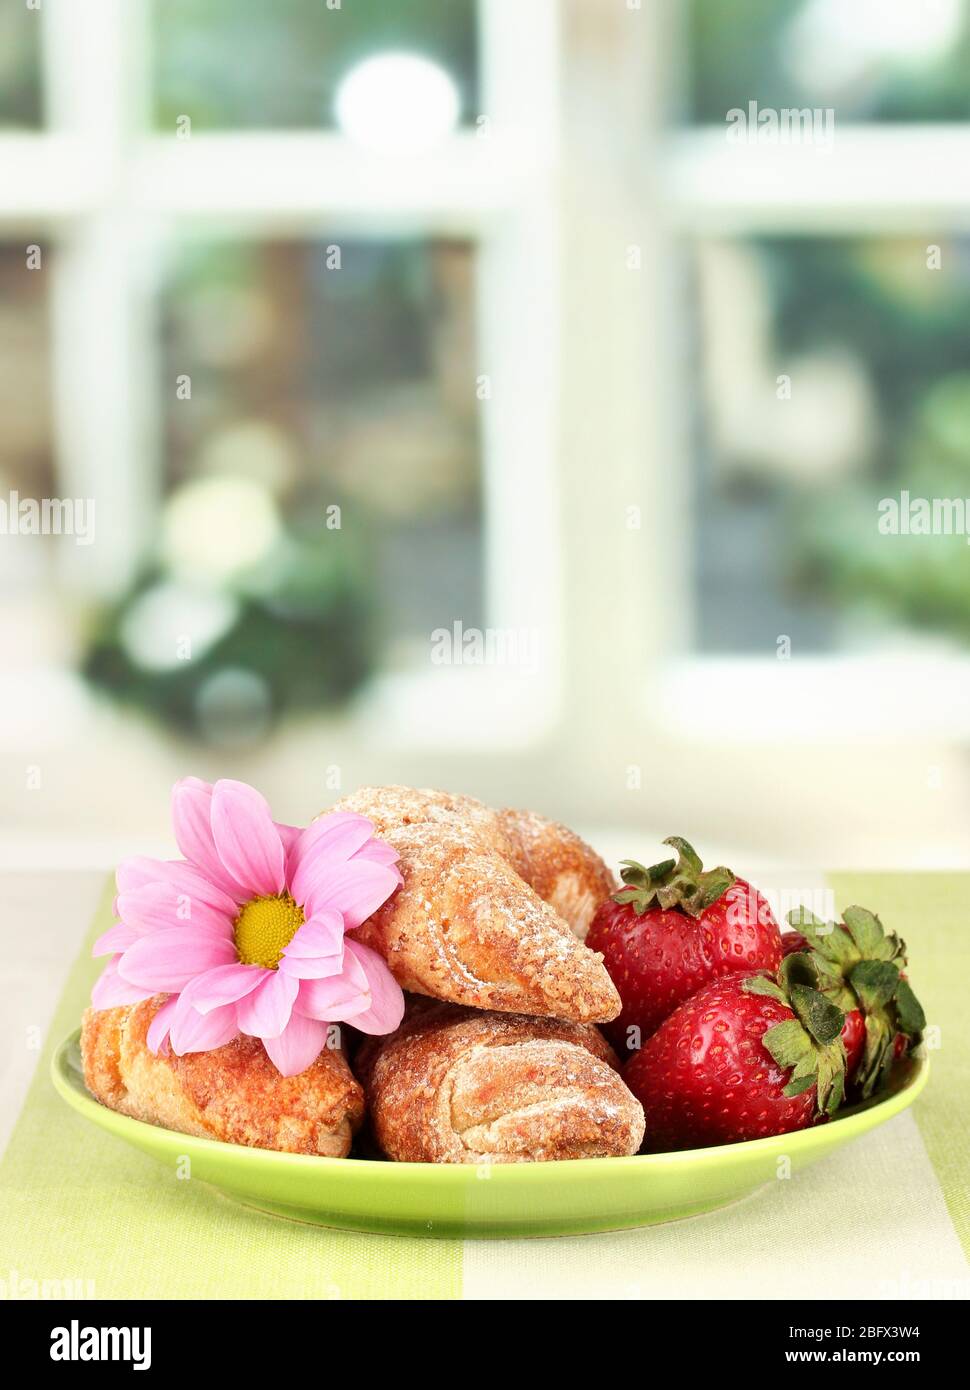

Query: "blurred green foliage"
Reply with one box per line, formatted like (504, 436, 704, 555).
(0, 5, 42, 128)
(152, 0, 478, 129)
(696, 237, 970, 650)
(83, 507, 377, 744)
(688, 0, 970, 122)
(82, 231, 481, 741)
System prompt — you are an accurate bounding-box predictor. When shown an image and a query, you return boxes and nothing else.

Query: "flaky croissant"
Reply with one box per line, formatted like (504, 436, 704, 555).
(330, 786, 620, 1024)
(81, 997, 364, 1157)
(497, 806, 616, 940)
(355, 1001, 645, 1163)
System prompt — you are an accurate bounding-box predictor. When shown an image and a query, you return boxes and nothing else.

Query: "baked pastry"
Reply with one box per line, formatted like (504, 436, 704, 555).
(81, 997, 364, 1157)
(497, 806, 616, 939)
(330, 786, 621, 1024)
(355, 1001, 645, 1163)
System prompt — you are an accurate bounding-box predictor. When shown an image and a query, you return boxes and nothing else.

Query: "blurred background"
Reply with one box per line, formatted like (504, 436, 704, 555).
(2, 0, 969, 870)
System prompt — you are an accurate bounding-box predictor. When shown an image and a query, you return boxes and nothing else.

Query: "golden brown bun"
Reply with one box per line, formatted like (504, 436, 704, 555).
(333, 786, 621, 1024)
(355, 1001, 645, 1164)
(497, 806, 616, 939)
(81, 998, 364, 1157)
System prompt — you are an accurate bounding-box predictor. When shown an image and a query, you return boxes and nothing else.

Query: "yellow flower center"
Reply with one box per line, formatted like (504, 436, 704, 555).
(233, 892, 305, 970)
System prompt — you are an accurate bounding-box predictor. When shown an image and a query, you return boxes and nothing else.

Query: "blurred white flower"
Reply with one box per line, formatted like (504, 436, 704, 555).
(161, 475, 283, 584)
(120, 582, 239, 673)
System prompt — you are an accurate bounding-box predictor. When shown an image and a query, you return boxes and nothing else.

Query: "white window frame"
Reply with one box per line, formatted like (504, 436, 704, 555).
(9, 0, 564, 752)
(659, 118, 970, 745)
(4, 0, 968, 863)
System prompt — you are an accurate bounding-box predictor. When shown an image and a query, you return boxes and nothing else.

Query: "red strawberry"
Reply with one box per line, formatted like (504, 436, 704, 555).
(587, 837, 781, 1057)
(839, 1007, 867, 1076)
(785, 904, 925, 1099)
(625, 952, 847, 1152)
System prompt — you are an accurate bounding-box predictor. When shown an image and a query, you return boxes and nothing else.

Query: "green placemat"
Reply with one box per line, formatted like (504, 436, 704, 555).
(0, 878, 462, 1300)
(828, 872, 970, 1262)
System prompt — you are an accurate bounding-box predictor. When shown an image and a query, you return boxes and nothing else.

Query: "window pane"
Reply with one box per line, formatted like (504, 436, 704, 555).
(690, 236, 970, 654)
(0, 4, 43, 128)
(151, 0, 479, 130)
(687, 0, 970, 123)
(84, 237, 481, 744)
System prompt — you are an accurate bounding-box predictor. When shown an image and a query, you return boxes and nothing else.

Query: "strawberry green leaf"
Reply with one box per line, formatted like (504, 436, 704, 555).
(789, 983, 845, 1046)
(742, 974, 788, 1006)
(848, 959, 900, 1013)
(787, 908, 859, 968)
(785, 901, 921, 1102)
(791, 1050, 820, 1079)
(783, 1073, 817, 1098)
(612, 886, 651, 916)
(855, 1013, 893, 1100)
(841, 905, 886, 958)
(757, 966, 848, 1119)
(894, 978, 926, 1037)
(697, 867, 735, 909)
(780, 950, 823, 992)
(762, 1018, 813, 1069)
(824, 1066, 845, 1116)
(661, 837, 702, 873)
(612, 839, 735, 918)
(619, 858, 675, 889)
(787, 906, 825, 932)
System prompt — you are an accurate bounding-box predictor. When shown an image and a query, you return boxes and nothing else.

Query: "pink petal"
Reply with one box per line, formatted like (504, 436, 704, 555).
(116, 927, 236, 993)
(236, 969, 298, 1039)
(278, 953, 345, 981)
(294, 972, 372, 1023)
(168, 994, 240, 1055)
(210, 779, 285, 898)
(116, 855, 166, 895)
(277, 910, 345, 980)
(179, 962, 264, 1014)
(171, 777, 243, 900)
(261, 1013, 329, 1077)
(352, 839, 403, 873)
(303, 859, 402, 931)
(91, 958, 154, 1010)
(280, 910, 344, 958)
(275, 822, 302, 855)
(93, 921, 139, 958)
(117, 881, 233, 939)
(146, 996, 178, 1055)
(154, 860, 240, 917)
(287, 813, 377, 904)
(343, 939, 406, 1035)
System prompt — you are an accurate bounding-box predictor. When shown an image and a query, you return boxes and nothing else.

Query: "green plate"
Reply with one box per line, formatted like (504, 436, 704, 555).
(51, 1030, 928, 1239)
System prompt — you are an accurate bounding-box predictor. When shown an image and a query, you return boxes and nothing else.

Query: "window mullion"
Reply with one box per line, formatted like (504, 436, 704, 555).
(667, 125, 970, 233)
(44, 0, 158, 593)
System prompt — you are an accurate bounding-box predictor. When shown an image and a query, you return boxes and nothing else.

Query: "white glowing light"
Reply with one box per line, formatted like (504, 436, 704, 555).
(120, 583, 239, 673)
(161, 475, 283, 584)
(335, 53, 460, 154)
(789, 0, 964, 90)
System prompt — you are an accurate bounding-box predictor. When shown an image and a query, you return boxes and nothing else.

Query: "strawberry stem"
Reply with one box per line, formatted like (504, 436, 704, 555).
(613, 837, 736, 919)
(785, 903, 926, 1099)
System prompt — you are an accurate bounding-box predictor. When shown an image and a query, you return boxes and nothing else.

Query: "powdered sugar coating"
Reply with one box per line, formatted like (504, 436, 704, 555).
(325, 787, 621, 1023)
(356, 1001, 645, 1163)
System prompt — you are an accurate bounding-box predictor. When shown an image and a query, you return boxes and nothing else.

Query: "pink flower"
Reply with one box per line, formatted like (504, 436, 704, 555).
(91, 777, 405, 1076)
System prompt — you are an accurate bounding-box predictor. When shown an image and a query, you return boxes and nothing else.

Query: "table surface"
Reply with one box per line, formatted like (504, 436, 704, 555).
(2, 869, 967, 1301)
